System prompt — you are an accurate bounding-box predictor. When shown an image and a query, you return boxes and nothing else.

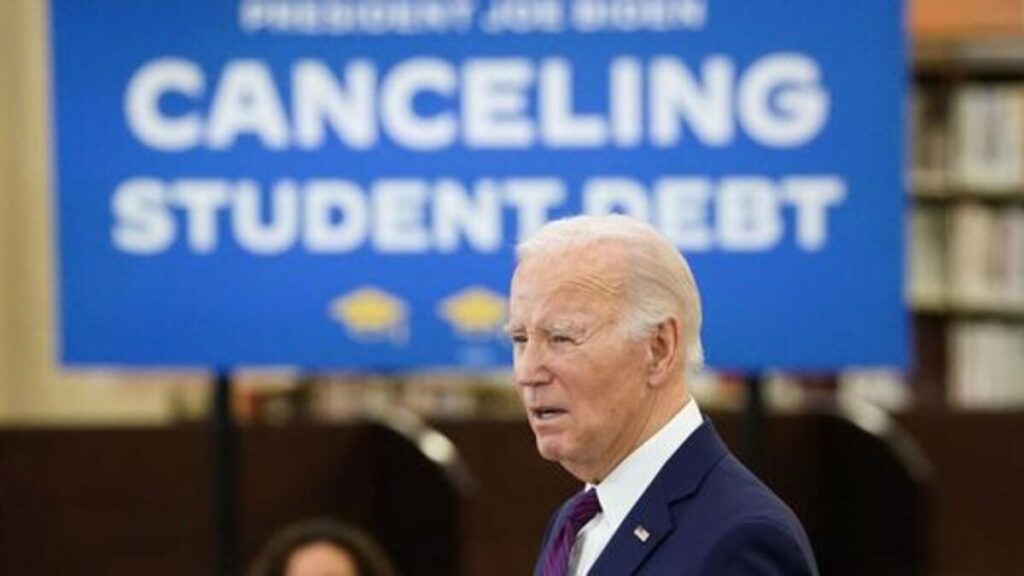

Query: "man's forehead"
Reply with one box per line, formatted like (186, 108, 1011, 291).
(560, 271, 624, 300)
(511, 254, 626, 315)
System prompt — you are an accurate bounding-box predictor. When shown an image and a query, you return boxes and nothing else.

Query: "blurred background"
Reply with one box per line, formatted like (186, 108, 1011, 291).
(2, 1, 1023, 575)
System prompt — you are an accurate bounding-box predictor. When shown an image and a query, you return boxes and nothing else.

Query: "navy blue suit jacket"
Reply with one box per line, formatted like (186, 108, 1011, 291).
(534, 420, 818, 575)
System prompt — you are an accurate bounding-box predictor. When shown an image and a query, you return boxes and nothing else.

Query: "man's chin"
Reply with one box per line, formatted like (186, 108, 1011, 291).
(534, 437, 568, 463)
(536, 442, 593, 482)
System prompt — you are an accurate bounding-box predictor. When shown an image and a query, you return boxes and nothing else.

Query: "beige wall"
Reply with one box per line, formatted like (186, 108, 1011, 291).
(0, 0, 183, 425)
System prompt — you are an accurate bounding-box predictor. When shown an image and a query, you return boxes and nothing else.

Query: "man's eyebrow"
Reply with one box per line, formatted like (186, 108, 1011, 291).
(503, 320, 586, 335)
(547, 319, 587, 334)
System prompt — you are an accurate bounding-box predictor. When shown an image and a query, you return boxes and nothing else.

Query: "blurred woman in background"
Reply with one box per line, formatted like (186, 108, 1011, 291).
(249, 518, 398, 576)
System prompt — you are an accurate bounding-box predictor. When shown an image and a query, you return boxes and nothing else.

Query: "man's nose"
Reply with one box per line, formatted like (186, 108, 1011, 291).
(514, 341, 551, 388)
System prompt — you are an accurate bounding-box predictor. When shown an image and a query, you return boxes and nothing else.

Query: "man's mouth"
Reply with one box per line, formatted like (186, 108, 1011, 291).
(532, 408, 568, 421)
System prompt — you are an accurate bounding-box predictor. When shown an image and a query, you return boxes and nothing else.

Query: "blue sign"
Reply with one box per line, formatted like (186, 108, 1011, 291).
(51, 0, 907, 370)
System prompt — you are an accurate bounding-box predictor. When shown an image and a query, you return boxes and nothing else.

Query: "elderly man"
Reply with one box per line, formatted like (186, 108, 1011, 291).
(508, 215, 817, 576)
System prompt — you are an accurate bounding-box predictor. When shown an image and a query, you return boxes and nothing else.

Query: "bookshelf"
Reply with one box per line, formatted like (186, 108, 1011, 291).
(908, 37, 1024, 410)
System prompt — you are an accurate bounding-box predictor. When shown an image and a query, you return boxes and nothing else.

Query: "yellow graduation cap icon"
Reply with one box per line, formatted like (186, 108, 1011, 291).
(329, 286, 409, 344)
(438, 286, 507, 337)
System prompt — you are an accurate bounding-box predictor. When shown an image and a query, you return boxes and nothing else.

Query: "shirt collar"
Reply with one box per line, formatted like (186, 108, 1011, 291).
(588, 398, 703, 531)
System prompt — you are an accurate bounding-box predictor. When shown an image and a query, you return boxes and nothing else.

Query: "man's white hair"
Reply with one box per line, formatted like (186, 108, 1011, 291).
(516, 214, 704, 369)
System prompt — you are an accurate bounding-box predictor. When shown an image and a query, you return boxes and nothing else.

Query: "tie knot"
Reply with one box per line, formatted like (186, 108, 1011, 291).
(565, 488, 602, 532)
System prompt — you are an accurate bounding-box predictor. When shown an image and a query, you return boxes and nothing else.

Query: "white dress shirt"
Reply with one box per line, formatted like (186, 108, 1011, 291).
(567, 398, 704, 576)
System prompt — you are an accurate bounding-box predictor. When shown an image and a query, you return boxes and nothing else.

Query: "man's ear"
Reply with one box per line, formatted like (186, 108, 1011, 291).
(647, 316, 681, 387)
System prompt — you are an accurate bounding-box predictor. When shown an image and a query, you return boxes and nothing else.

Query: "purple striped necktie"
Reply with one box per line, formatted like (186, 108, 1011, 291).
(543, 488, 603, 576)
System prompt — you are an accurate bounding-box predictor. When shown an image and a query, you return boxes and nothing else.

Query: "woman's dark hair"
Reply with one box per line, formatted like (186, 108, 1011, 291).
(248, 518, 398, 576)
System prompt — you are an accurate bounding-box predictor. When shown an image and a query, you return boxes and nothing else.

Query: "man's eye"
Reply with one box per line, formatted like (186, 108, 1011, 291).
(551, 334, 576, 345)
(510, 334, 528, 344)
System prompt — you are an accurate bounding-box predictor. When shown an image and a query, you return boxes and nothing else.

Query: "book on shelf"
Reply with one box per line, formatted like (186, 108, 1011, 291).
(949, 203, 996, 306)
(1006, 208, 1024, 308)
(950, 83, 1024, 192)
(910, 85, 948, 192)
(908, 204, 947, 306)
(948, 204, 1024, 311)
(948, 322, 1024, 409)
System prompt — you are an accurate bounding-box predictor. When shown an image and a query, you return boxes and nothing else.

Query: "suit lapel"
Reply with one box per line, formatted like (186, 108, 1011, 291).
(587, 488, 672, 576)
(587, 419, 729, 575)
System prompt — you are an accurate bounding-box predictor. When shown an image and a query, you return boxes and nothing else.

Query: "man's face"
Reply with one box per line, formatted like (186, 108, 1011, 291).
(508, 249, 657, 482)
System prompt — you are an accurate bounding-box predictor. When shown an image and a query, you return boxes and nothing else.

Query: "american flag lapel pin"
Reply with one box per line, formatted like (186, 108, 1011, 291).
(633, 525, 650, 543)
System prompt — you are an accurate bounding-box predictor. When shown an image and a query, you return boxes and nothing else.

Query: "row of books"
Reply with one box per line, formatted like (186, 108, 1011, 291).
(910, 204, 1024, 312)
(948, 322, 1024, 409)
(912, 83, 1024, 192)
